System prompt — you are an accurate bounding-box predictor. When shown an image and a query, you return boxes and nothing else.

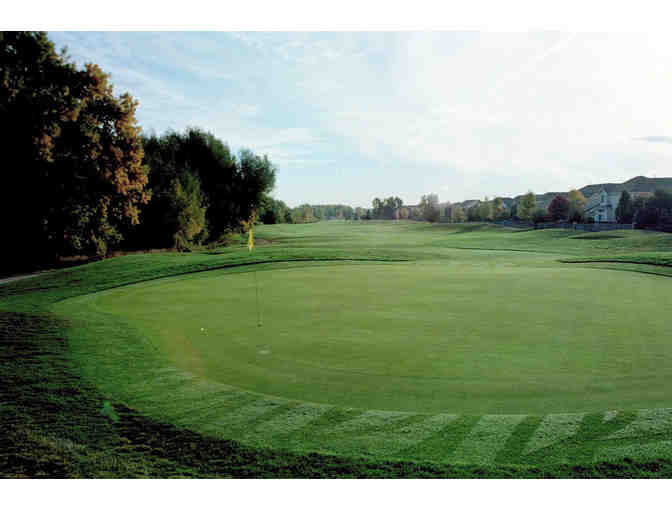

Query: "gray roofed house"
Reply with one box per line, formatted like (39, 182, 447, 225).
(584, 188, 621, 222)
(584, 188, 652, 222)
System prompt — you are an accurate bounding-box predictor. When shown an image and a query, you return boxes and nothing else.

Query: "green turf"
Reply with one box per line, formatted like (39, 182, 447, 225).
(5, 220, 672, 477)
(55, 259, 672, 415)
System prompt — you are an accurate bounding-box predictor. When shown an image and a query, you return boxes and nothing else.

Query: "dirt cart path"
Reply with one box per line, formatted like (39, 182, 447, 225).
(0, 272, 44, 285)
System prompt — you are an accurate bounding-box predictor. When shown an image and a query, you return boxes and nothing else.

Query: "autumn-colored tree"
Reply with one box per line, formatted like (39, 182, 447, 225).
(567, 189, 587, 222)
(492, 197, 508, 220)
(548, 195, 570, 221)
(1, 31, 149, 268)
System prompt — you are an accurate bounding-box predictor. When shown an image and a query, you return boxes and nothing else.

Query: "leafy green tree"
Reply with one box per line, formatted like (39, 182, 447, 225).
(615, 190, 634, 223)
(649, 189, 672, 213)
(532, 208, 550, 224)
(632, 195, 649, 226)
(178, 129, 238, 240)
(467, 203, 481, 221)
(370, 197, 402, 219)
(518, 191, 536, 222)
(1, 31, 150, 268)
(509, 202, 518, 220)
(169, 173, 208, 250)
(479, 197, 493, 221)
(382, 197, 396, 219)
(137, 129, 276, 247)
(236, 149, 277, 228)
(420, 194, 440, 222)
(298, 204, 313, 223)
(371, 198, 383, 219)
(308, 204, 354, 220)
(259, 196, 290, 224)
(635, 189, 672, 228)
(548, 195, 570, 221)
(451, 204, 466, 222)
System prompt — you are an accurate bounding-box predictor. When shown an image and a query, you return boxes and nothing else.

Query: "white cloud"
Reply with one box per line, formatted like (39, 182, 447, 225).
(49, 31, 672, 206)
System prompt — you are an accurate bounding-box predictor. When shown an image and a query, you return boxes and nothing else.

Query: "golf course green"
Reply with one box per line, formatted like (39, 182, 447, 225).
(7, 220, 672, 475)
(60, 260, 672, 415)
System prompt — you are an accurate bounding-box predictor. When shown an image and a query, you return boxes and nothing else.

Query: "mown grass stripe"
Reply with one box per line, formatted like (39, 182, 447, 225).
(250, 403, 332, 438)
(146, 388, 245, 423)
(201, 398, 292, 437)
(526, 411, 638, 466)
(239, 402, 303, 441)
(608, 408, 672, 439)
(315, 412, 432, 458)
(596, 440, 672, 462)
(523, 413, 584, 454)
(396, 414, 473, 462)
(126, 378, 234, 410)
(448, 415, 526, 465)
(494, 415, 543, 464)
(123, 370, 201, 404)
(328, 410, 412, 435)
(275, 407, 366, 453)
(173, 391, 259, 428)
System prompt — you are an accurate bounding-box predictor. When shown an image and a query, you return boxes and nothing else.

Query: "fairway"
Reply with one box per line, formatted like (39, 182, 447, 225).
(61, 259, 672, 415)
(22, 222, 672, 470)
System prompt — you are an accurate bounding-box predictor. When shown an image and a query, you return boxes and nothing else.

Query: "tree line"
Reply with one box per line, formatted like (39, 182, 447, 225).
(620, 189, 672, 228)
(356, 187, 672, 229)
(1, 31, 277, 271)
(448, 188, 672, 228)
(128, 129, 276, 251)
(290, 204, 355, 223)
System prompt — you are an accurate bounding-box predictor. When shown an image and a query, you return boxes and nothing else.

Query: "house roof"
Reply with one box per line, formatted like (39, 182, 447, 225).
(460, 200, 480, 209)
(585, 187, 627, 212)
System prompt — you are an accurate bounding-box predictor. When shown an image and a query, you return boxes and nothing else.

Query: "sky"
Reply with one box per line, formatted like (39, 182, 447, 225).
(49, 31, 672, 208)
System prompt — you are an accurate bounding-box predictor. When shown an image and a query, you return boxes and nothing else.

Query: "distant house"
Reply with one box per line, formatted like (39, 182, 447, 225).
(438, 201, 452, 219)
(584, 188, 653, 222)
(460, 200, 480, 211)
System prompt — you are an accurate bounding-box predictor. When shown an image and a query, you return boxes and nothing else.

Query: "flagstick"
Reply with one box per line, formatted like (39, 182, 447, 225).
(247, 224, 262, 327)
(254, 268, 262, 327)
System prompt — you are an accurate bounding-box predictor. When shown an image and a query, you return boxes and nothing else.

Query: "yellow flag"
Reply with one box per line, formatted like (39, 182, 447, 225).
(247, 226, 254, 252)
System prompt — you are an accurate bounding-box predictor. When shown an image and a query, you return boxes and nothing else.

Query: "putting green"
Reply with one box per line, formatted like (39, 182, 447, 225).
(70, 261, 672, 415)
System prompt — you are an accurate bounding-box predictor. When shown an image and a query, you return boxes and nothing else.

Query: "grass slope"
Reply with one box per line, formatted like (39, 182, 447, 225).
(3, 221, 672, 477)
